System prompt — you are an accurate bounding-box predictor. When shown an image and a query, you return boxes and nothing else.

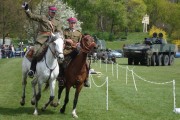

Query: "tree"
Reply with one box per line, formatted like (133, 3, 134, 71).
(0, 0, 28, 43)
(144, 0, 180, 37)
(126, 0, 147, 32)
(24, 0, 82, 43)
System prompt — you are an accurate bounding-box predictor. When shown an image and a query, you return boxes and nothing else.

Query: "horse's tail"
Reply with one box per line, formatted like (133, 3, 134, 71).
(43, 82, 49, 91)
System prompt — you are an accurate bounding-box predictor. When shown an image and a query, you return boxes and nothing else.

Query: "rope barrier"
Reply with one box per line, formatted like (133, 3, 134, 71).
(90, 60, 179, 113)
(89, 75, 109, 110)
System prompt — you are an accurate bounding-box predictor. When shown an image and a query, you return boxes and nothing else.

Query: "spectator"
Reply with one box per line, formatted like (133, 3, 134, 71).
(10, 44, 15, 58)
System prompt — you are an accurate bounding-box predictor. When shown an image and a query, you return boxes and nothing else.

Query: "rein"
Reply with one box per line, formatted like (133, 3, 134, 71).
(44, 55, 58, 81)
(48, 42, 63, 59)
(44, 43, 59, 81)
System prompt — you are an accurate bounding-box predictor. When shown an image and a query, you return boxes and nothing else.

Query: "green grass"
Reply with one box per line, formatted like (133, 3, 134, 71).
(0, 58, 180, 120)
(106, 32, 149, 49)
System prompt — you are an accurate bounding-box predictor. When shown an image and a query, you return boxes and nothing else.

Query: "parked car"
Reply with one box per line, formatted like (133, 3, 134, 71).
(115, 49, 124, 57)
(175, 52, 180, 58)
(15, 48, 24, 57)
(108, 50, 123, 58)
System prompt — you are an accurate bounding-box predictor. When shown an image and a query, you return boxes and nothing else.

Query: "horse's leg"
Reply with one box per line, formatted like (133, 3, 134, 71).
(31, 78, 37, 105)
(20, 72, 27, 106)
(72, 85, 83, 118)
(36, 81, 42, 103)
(31, 78, 39, 115)
(41, 80, 56, 111)
(50, 84, 65, 107)
(60, 85, 70, 113)
(33, 80, 43, 115)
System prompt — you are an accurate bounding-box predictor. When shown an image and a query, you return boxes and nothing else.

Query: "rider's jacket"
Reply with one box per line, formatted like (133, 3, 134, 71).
(25, 10, 62, 44)
(63, 28, 82, 55)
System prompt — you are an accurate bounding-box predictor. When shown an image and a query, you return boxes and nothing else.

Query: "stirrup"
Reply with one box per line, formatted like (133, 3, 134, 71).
(27, 70, 35, 78)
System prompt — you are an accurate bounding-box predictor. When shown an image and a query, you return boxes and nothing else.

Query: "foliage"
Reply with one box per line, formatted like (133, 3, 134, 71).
(144, 0, 180, 36)
(149, 26, 167, 39)
(0, 0, 27, 40)
(126, 0, 147, 32)
(0, 0, 180, 42)
(171, 29, 180, 40)
(24, 0, 82, 42)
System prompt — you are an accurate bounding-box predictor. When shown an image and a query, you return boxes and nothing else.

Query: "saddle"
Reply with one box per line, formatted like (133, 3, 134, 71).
(25, 47, 34, 61)
(25, 45, 48, 62)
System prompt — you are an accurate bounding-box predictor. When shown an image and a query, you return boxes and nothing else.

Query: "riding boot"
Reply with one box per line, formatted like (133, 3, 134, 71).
(28, 58, 37, 78)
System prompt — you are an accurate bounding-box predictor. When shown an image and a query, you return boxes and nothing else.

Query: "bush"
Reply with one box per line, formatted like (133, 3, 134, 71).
(171, 29, 180, 40)
(149, 26, 167, 39)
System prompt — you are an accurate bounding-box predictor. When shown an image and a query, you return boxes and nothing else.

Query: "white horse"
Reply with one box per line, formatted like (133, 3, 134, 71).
(20, 33, 64, 115)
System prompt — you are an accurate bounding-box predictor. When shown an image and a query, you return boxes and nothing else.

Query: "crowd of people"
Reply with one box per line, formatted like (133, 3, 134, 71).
(0, 43, 29, 59)
(0, 44, 15, 58)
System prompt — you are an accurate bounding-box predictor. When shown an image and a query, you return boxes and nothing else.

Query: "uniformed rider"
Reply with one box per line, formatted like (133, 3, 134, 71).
(58, 17, 90, 87)
(22, 3, 63, 78)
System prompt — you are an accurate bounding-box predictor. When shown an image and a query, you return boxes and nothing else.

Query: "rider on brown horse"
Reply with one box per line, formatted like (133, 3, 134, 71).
(58, 17, 90, 87)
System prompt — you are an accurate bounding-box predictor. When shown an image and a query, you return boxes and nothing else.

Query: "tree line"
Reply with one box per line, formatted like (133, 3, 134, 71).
(0, 0, 179, 43)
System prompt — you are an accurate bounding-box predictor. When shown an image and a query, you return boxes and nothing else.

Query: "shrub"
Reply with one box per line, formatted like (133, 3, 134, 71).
(149, 26, 167, 39)
(171, 29, 180, 40)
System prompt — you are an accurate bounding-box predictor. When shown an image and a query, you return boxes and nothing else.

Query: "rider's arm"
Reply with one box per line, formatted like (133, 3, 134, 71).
(25, 10, 45, 22)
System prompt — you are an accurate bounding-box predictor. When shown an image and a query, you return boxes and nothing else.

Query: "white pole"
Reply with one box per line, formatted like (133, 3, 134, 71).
(112, 62, 114, 76)
(131, 70, 137, 91)
(116, 64, 118, 80)
(126, 66, 128, 84)
(143, 23, 145, 32)
(173, 80, 176, 111)
(89, 74, 92, 89)
(99, 40, 102, 49)
(106, 77, 108, 111)
(100, 59, 101, 68)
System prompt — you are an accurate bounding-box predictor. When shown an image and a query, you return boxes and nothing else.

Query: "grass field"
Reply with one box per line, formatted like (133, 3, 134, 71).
(0, 57, 180, 120)
(106, 32, 149, 49)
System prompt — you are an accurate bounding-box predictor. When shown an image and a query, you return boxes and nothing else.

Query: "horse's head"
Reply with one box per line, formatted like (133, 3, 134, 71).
(80, 34, 97, 53)
(50, 33, 64, 62)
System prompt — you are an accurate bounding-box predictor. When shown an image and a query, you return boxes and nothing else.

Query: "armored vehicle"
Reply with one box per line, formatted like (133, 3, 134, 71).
(123, 39, 177, 66)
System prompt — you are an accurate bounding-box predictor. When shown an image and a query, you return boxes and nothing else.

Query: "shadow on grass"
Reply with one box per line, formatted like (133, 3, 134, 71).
(0, 106, 55, 116)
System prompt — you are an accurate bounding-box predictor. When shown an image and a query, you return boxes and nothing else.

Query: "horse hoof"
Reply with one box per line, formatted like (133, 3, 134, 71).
(20, 101, 25, 106)
(72, 114, 78, 118)
(60, 108, 65, 113)
(33, 112, 38, 116)
(33, 109, 38, 115)
(31, 100, 35, 105)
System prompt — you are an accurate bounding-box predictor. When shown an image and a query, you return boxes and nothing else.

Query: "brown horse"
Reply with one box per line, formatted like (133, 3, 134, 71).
(52, 35, 96, 118)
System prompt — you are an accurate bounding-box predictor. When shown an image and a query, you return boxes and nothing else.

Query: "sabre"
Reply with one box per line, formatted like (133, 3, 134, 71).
(22, 0, 32, 9)
(23, 0, 32, 5)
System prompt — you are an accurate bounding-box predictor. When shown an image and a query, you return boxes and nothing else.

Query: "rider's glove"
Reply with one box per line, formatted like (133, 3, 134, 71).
(22, 2, 29, 11)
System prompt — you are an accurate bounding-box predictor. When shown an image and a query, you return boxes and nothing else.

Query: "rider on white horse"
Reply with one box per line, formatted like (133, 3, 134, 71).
(22, 3, 63, 78)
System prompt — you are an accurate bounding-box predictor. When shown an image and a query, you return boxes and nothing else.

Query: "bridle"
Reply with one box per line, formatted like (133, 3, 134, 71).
(48, 40, 63, 59)
(80, 35, 96, 53)
(48, 44, 63, 59)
